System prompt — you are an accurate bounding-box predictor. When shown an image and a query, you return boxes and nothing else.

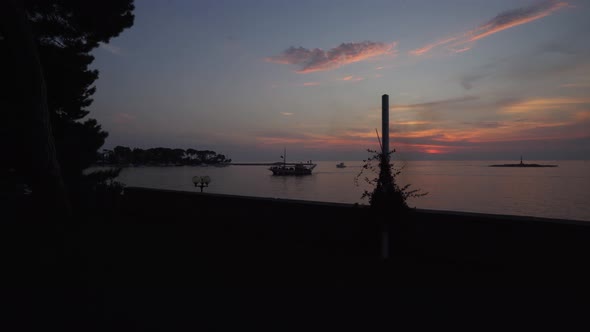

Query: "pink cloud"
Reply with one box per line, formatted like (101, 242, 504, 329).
(266, 41, 395, 73)
(451, 46, 471, 54)
(409, 37, 458, 56)
(409, 1, 568, 56)
(466, 1, 568, 43)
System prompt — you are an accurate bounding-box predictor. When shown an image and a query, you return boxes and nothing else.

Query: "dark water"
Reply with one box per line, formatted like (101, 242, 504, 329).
(105, 160, 590, 221)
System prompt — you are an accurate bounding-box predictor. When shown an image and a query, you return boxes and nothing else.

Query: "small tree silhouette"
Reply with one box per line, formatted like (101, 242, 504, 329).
(355, 148, 427, 213)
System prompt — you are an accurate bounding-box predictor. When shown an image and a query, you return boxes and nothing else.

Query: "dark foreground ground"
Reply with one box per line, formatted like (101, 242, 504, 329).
(3, 187, 590, 330)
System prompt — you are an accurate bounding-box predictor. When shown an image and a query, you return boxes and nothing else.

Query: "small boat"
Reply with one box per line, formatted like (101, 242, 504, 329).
(268, 148, 316, 176)
(269, 162, 316, 175)
(336, 162, 346, 168)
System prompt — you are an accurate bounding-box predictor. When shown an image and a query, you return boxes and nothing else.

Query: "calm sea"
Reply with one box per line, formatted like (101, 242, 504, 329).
(107, 160, 590, 222)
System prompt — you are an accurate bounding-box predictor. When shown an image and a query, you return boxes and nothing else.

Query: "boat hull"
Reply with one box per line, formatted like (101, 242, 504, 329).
(269, 163, 316, 176)
(270, 169, 312, 176)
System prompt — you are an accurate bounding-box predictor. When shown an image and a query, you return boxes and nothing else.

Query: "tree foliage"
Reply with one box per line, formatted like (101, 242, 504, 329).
(32, 0, 134, 178)
(355, 149, 427, 213)
(100, 146, 232, 166)
(0, 0, 134, 206)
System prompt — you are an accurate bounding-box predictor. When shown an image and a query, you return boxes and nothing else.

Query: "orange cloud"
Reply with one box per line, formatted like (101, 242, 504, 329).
(341, 75, 364, 82)
(256, 96, 590, 155)
(396, 121, 431, 125)
(391, 142, 462, 154)
(388, 114, 584, 145)
(302, 82, 320, 86)
(410, 1, 569, 56)
(501, 97, 590, 113)
(307, 133, 463, 154)
(266, 41, 395, 73)
(389, 96, 479, 111)
(425, 148, 445, 154)
(575, 112, 590, 121)
(256, 135, 374, 151)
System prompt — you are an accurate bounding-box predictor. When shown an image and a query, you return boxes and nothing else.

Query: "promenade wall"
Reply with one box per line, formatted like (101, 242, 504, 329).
(122, 187, 590, 276)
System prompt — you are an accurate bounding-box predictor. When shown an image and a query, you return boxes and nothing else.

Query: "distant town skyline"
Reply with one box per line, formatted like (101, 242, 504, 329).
(89, 0, 590, 161)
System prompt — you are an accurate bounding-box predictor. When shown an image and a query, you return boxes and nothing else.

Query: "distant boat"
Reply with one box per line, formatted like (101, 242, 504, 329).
(268, 148, 316, 176)
(489, 156, 558, 168)
(269, 162, 316, 175)
(336, 162, 346, 168)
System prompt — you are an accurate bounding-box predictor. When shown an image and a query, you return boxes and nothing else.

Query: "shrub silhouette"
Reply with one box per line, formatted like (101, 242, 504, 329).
(356, 149, 427, 213)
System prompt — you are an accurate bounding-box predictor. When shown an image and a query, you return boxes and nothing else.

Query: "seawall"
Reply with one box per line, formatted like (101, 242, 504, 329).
(5, 186, 589, 329)
(121, 187, 590, 281)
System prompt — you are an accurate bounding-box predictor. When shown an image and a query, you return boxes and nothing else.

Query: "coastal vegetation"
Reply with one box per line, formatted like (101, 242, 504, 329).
(0, 0, 135, 215)
(98, 146, 232, 166)
(356, 149, 427, 212)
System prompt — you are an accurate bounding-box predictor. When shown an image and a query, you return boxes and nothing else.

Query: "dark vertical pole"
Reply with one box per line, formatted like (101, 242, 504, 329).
(381, 94, 390, 259)
(382, 94, 389, 156)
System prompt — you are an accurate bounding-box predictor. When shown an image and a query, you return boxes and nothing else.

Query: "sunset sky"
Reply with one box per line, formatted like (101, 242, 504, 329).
(90, 0, 590, 161)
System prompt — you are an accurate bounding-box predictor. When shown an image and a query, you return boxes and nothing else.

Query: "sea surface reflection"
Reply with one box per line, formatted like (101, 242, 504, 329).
(106, 160, 590, 221)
